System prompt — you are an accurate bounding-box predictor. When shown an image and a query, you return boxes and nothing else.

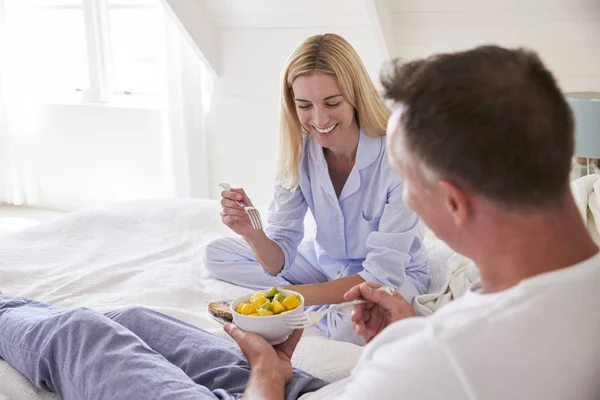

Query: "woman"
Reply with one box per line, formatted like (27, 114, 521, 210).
(205, 33, 430, 345)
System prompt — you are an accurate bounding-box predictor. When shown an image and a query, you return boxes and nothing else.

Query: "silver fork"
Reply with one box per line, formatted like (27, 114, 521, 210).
(219, 182, 263, 230)
(282, 286, 396, 329)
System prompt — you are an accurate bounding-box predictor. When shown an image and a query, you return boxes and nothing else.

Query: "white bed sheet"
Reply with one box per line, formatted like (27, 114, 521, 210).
(0, 199, 365, 399)
(0, 198, 462, 399)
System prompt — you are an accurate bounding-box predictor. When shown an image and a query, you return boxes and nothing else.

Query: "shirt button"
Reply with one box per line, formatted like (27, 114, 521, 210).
(337, 213, 342, 219)
(339, 235, 343, 241)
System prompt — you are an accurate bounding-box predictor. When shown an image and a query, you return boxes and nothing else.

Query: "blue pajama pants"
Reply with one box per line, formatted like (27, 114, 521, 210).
(0, 296, 326, 400)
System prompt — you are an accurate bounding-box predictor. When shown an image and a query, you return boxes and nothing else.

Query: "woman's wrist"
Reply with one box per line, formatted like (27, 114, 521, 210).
(242, 229, 267, 245)
(242, 231, 285, 276)
(285, 275, 366, 306)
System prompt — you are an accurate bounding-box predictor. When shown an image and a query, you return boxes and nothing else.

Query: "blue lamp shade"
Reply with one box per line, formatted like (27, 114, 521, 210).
(566, 92, 600, 159)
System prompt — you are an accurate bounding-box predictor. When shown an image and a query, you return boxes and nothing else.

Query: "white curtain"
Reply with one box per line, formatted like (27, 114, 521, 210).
(0, 0, 40, 205)
(161, 3, 212, 198)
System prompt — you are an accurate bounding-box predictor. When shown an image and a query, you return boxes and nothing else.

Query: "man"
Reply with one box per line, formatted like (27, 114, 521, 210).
(1, 45, 599, 400)
(228, 45, 600, 398)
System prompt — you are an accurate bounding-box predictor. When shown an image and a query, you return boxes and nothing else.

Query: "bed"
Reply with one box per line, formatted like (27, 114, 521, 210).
(0, 197, 472, 399)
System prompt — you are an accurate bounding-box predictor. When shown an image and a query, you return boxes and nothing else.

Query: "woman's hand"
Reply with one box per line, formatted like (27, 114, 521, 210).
(344, 282, 416, 343)
(220, 187, 261, 238)
(219, 187, 287, 275)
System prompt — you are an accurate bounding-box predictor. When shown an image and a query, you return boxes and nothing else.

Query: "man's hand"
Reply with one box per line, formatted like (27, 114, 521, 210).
(224, 324, 303, 384)
(344, 282, 416, 343)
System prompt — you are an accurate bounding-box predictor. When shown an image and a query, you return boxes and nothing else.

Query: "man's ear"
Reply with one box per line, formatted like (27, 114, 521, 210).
(438, 180, 471, 227)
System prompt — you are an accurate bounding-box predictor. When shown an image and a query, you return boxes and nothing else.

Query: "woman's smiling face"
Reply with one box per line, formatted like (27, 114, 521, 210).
(292, 71, 358, 150)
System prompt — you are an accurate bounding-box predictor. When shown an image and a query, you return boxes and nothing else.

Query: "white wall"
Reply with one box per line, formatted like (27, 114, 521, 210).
(204, 0, 600, 206)
(37, 104, 171, 211)
(205, 27, 385, 206)
(389, 0, 600, 92)
(29, 0, 600, 211)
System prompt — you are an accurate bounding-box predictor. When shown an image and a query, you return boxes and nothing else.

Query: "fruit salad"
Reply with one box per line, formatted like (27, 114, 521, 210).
(236, 286, 302, 317)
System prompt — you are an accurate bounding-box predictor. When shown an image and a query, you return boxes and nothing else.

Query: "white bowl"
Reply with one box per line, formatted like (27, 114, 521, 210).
(231, 288, 305, 345)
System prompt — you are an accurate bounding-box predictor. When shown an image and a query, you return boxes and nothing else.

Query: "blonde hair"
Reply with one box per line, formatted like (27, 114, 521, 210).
(277, 33, 391, 189)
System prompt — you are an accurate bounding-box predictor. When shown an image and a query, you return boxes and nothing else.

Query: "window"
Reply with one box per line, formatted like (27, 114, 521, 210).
(33, 0, 165, 103)
(36, 2, 90, 97)
(107, 0, 165, 96)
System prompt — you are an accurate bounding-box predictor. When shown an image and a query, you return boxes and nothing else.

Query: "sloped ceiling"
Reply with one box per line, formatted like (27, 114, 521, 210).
(164, 0, 393, 75)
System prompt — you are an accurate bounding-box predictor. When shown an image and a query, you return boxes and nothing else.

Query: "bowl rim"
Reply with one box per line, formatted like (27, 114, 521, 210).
(230, 288, 304, 319)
